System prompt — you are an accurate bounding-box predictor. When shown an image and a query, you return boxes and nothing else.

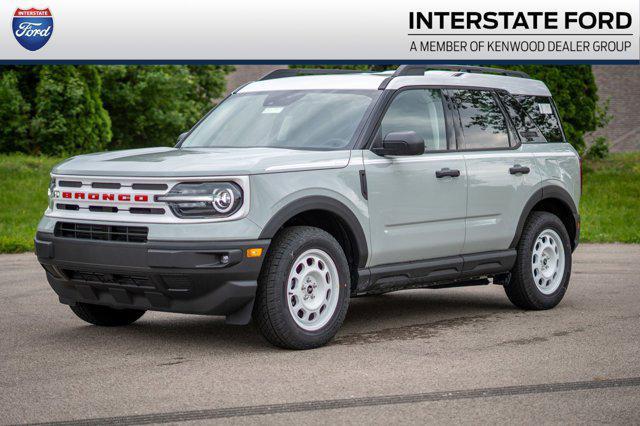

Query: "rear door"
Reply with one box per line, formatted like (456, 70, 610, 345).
(447, 88, 540, 254)
(363, 88, 467, 266)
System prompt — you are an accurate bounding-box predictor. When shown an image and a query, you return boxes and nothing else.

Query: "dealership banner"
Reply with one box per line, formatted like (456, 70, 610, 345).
(1, 0, 639, 62)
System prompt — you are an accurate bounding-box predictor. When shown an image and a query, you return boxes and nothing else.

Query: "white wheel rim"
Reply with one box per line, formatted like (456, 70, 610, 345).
(286, 249, 340, 331)
(531, 229, 565, 295)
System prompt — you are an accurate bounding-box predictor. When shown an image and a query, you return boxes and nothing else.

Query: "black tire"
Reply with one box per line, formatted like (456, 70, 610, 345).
(70, 303, 146, 326)
(252, 226, 350, 350)
(505, 211, 572, 310)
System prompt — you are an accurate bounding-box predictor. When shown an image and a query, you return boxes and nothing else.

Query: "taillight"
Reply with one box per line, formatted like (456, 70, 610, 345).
(579, 157, 583, 195)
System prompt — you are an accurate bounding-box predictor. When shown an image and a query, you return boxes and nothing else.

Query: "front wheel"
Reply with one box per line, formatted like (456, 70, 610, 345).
(505, 211, 572, 310)
(253, 226, 350, 349)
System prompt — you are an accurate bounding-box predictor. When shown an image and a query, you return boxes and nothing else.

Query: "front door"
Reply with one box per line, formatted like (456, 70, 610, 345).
(363, 88, 467, 267)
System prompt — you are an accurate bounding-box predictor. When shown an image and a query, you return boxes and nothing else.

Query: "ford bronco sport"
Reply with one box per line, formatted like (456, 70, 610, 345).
(36, 65, 581, 349)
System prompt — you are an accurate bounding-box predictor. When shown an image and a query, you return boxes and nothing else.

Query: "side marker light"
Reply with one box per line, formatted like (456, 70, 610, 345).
(246, 248, 263, 258)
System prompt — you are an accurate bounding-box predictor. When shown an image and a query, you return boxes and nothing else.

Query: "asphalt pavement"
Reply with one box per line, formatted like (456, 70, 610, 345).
(1, 243, 639, 425)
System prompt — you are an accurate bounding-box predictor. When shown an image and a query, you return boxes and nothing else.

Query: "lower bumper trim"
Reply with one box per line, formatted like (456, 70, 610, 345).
(36, 232, 270, 324)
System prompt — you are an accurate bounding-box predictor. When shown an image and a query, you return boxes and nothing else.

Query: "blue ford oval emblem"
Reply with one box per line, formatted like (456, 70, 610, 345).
(13, 8, 53, 51)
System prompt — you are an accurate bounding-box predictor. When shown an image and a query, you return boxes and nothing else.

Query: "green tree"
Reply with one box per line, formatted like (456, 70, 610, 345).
(0, 71, 30, 152)
(99, 65, 233, 149)
(0, 65, 233, 155)
(187, 65, 234, 105)
(31, 66, 111, 155)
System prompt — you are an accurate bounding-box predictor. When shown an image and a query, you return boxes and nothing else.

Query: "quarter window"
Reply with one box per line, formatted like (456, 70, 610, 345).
(497, 92, 547, 143)
(379, 89, 447, 151)
(450, 89, 510, 149)
(514, 95, 564, 142)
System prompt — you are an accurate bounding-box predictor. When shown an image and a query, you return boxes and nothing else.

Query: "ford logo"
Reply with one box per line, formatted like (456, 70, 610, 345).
(13, 8, 53, 51)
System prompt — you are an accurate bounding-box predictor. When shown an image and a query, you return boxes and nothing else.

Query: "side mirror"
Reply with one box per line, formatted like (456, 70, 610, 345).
(373, 131, 425, 156)
(177, 132, 188, 144)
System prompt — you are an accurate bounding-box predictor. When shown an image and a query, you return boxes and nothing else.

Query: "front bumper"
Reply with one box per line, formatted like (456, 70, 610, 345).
(35, 232, 270, 325)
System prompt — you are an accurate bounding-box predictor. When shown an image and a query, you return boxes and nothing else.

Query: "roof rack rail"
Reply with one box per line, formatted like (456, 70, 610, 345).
(392, 65, 530, 79)
(376, 64, 530, 89)
(258, 68, 367, 81)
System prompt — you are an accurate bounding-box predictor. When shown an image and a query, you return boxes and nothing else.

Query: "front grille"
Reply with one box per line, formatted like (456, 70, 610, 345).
(55, 222, 148, 243)
(132, 183, 168, 191)
(129, 207, 165, 215)
(66, 269, 152, 288)
(56, 203, 80, 211)
(89, 206, 118, 213)
(51, 177, 175, 219)
(91, 182, 121, 189)
(59, 180, 82, 188)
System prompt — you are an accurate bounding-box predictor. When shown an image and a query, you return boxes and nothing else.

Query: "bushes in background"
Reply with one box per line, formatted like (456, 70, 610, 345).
(0, 71, 30, 152)
(0, 65, 233, 156)
(100, 65, 231, 150)
(31, 66, 111, 155)
(585, 136, 610, 160)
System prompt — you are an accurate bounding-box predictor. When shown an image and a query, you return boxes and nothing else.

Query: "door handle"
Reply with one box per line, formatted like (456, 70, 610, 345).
(509, 165, 530, 175)
(436, 168, 461, 178)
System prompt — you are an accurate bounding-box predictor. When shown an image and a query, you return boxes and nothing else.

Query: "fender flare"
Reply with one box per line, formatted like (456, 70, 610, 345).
(259, 196, 369, 268)
(510, 185, 579, 249)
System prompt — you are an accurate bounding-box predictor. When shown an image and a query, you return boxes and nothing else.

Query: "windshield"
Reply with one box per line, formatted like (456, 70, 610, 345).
(181, 90, 380, 150)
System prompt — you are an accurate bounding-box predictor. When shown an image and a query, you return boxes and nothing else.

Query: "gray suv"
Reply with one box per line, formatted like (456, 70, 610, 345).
(36, 65, 581, 349)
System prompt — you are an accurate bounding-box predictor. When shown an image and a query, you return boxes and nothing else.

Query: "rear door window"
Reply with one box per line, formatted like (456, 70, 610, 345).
(449, 89, 510, 149)
(513, 95, 564, 142)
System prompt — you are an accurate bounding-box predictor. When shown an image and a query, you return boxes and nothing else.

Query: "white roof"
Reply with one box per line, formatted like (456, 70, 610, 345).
(238, 70, 551, 97)
(388, 71, 551, 96)
(239, 73, 388, 92)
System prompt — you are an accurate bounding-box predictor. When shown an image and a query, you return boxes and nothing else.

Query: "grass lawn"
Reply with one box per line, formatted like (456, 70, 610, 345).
(0, 152, 638, 253)
(580, 152, 640, 244)
(0, 154, 62, 253)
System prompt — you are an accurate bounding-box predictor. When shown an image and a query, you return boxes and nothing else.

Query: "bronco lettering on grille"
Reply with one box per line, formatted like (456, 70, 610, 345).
(60, 192, 150, 202)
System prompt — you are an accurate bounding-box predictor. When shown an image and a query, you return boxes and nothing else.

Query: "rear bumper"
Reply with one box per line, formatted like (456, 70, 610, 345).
(35, 232, 270, 325)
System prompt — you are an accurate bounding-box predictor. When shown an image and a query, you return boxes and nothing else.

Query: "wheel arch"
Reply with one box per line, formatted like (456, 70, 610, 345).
(259, 196, 369, 270)
(511, 185, 579, 251)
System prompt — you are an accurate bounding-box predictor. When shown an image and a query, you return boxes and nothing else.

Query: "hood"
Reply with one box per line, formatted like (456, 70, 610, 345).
(52, 147, 351, 177)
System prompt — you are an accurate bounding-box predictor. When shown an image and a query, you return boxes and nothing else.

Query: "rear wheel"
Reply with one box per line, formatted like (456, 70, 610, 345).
(70, 303, 145, 326)
(505, 211, 572, 310)
(253, 226, 350, 349)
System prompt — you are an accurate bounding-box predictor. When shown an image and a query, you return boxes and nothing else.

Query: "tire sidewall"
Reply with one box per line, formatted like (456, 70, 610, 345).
(519, 214, 572, 308)
(270, 230, 350, 345)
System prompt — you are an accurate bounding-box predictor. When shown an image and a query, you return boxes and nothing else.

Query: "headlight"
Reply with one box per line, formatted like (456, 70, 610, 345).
(156, 182, 243, 218)
(48, 177, 56, 209)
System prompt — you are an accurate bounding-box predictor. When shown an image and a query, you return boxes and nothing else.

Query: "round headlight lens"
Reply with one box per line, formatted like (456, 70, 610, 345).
(213, 188, 235, 213)
(157, 182, 243, 218)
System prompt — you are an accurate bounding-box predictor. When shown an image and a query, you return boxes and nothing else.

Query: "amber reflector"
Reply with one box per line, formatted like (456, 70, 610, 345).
(246, 248, 263, 258)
